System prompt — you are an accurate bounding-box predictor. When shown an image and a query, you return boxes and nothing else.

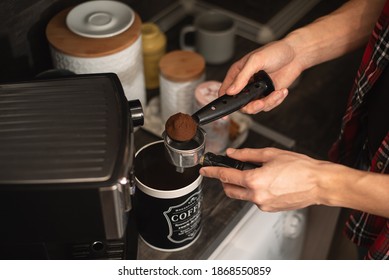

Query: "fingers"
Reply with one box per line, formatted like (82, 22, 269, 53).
(200, 166, 247, 187)
(226, 147, 310, 165)
(225, 52, 265, 94)
(200, 167, 261, 205)
(226, 147, 279, 163)
(240, 88, 288, 114)
(199, 161, 261, 202)
(218, 51, 289, 115)
(221, 70, 288, 115)
(225, 70, 255, 95)
(223, 183, 252, 201)
(219, 64, 248, 96)
(199, 167, 253, 201)
(219, 52, 261, 96)
(219, 63, 241, 95)
(200, 147, 316, 213)
(225, 147, 283, 162)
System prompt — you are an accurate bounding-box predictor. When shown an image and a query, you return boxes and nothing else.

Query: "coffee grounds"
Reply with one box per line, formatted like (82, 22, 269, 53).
(165, 112, 198, 142)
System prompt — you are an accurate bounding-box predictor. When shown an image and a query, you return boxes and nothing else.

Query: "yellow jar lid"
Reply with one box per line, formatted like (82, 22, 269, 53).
(141, 23, 166, 53)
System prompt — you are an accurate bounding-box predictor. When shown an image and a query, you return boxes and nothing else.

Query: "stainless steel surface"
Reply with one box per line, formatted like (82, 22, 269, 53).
(99, 184, 127, 240)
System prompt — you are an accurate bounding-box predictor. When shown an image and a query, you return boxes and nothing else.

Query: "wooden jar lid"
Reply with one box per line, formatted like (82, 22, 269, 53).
(159, 50, 205, 82)
(46, 8, 141, 57)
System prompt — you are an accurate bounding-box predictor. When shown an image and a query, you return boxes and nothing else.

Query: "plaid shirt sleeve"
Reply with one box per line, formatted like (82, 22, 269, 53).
(328, 1, 389, 259)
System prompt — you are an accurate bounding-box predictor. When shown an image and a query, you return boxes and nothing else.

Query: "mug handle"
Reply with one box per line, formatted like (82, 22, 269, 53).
(179, 25, 196, 51)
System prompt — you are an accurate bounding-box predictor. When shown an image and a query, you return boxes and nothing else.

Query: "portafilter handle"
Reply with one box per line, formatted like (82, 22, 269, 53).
(191, 70, 274, 125)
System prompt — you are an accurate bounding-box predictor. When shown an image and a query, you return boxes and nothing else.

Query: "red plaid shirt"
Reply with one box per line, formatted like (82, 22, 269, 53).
(329, 1, 389, 259)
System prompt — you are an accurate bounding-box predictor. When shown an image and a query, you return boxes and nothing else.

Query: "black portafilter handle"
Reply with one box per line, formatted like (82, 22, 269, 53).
(200, 152, 261, 170)
(192, 70, 275, 125)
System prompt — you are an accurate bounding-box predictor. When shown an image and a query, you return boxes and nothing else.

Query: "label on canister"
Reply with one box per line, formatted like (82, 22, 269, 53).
(163, 190, 202, 243)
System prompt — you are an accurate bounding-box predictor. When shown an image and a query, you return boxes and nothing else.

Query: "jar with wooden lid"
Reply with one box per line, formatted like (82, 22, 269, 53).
(46, 7, 146, 106)
(141, 22, 166, 90)
(159, 50, 206, 123)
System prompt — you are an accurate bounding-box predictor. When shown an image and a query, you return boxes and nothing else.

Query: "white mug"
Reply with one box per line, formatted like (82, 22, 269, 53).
(180, 11, 236, 64)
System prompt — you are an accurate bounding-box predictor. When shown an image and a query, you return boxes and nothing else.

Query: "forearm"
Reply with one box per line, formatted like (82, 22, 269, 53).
(284, 0, 386, 70)
(318, 162, 389, 218)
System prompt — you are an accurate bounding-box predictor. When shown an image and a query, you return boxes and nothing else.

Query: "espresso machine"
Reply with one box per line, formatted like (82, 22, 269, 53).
(0, 73, 143, 259)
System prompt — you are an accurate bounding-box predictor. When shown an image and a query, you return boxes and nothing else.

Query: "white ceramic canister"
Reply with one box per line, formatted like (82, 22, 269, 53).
(46, 5, 146, 106)
(194, 81, 230, 154)
(134, 140, 203, 251)
(159, 50, 205, 124)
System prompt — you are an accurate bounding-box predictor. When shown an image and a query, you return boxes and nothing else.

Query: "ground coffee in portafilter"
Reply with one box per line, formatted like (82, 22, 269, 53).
(165, 112, 198, 142)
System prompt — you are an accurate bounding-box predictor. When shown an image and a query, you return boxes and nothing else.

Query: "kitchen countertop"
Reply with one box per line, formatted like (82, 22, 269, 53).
(132, 0, 363, 259)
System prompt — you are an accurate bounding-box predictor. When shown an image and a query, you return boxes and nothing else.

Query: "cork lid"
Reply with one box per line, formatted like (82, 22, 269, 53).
(159, 50, 205, 82)
(46, 8, 141, 57)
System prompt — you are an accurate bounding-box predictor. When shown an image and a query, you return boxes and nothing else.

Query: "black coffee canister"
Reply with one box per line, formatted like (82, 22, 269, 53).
(134, 140, 203, 251)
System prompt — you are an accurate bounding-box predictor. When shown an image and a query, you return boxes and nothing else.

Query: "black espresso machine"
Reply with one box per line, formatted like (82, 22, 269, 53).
(0, 73, 144, 259)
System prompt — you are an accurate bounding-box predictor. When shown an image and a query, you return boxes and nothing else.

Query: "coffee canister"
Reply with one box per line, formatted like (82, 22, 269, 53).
(159, 50, 205, 123)
(134, 141, 203, 251)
